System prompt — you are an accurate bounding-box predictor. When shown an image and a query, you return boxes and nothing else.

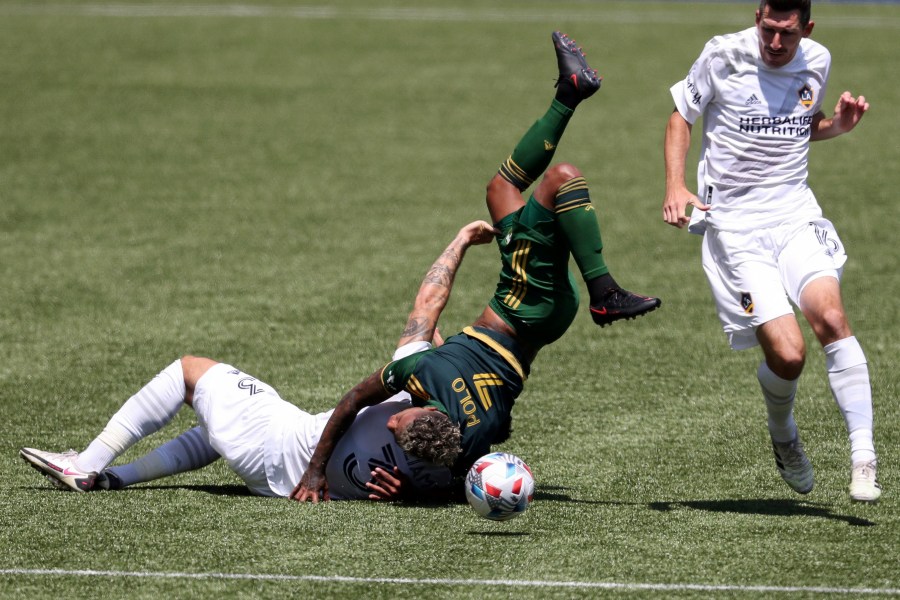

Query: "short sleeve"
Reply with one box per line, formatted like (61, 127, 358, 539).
(670, 40, 717, 125)
(381, 351, 426, 397)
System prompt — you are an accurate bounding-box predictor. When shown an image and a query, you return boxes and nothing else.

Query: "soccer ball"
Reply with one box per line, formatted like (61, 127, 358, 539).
(464, 452, 534, 521)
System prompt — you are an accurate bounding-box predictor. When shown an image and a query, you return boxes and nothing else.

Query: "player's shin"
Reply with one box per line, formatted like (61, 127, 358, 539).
(825, 336, 876, 465)
(76, 359, 187, 473)
(758, 361, 799, 443)
(498, 100, 574, 192)
(101, 426, 219, 489)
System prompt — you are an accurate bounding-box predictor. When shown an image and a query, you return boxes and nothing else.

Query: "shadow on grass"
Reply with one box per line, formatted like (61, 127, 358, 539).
(534, 486, 603, 504)
(23, 482, 258, 497)
(648, 499, 875, 527)
(92, 483, 257, 497)
(534, 488, 875, 527)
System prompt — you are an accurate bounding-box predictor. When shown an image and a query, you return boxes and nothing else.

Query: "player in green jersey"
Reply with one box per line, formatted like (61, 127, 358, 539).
(292, 32, 660, 501)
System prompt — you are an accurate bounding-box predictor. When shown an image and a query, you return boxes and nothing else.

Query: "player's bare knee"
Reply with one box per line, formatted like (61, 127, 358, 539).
(180, 355, 202, 371)
(180, 356, 218, 402)
(533, 163, 584, 210)
(486, 174, 525, 223)
(486, 173, 515, 205)
(545, 163, 582, 184)
(810, 309, 852, 345)
(486, 173, 504, 195)
(768, 350, 805, 380)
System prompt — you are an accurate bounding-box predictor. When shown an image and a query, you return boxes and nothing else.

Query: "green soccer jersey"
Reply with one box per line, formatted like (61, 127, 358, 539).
(381, 327, 527, 474)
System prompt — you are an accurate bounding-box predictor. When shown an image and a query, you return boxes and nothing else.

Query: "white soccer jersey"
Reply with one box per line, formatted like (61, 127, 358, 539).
(671, 27, 831, 232)
(262, 341, 452, 499)
(324, 398, 454, 500)
(262, 397, 453, 499)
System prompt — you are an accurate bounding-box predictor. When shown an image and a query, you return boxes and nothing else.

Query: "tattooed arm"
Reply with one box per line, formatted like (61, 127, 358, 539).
(291, 220, 498, 503)
(395, 220, 499, 349)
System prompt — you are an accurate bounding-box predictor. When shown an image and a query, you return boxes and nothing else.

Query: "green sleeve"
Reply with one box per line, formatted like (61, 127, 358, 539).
(381, 352, 424, 396)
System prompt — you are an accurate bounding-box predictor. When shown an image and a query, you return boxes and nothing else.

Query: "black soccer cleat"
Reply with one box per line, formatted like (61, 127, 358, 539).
(552, 31, 601, 101)
(94, 469, 124, 491)
(589, 289, 661, 327)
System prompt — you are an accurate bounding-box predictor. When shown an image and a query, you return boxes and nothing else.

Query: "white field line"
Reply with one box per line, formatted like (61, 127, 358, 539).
(1, 568, 899, 595)
(0, 3, 898, 28)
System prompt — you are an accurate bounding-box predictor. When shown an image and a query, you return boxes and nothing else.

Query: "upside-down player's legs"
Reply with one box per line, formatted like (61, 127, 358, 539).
(487, 33, 659, 332)
(492, 32, 599, 199)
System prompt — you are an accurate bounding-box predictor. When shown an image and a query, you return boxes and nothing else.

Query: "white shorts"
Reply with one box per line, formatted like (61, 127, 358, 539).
(192, 363, 317, 497)
(701, 218, 847, 350)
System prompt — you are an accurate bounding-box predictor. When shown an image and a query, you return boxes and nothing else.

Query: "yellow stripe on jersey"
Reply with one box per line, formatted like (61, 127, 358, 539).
(473, 373, 504, 410)
(406, 375, 430, 401)
(463, 326, 526, 381)
(502, 239, 531, 309)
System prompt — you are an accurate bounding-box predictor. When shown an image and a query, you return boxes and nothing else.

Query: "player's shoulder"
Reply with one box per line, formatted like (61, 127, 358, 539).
(702, 27, 755, 54)
(800, 36, 831, 67)
(698, 27, 758, 70)
(382, 340, 436, 390)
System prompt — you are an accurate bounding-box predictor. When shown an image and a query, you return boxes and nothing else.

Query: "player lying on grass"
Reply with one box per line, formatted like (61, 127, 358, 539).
(20, 220, 498, 501)
(292, 32, 661, 502)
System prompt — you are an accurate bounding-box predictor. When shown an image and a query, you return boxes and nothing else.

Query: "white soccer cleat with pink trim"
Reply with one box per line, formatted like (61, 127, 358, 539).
(20, 447, 97, 492)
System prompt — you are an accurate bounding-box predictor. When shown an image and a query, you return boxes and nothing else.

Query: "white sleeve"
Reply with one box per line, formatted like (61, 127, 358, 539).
(815, 46, 832, 114)
(392, 341, 432, 361)
(670, 40, 717, 125)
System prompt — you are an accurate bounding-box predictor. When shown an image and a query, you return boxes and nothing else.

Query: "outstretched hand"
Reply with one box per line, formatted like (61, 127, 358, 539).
(290, 467, 329, 503)
(831, 91, 869, 134)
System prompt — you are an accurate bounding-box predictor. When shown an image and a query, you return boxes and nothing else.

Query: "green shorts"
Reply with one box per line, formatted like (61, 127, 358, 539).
(489, 196, 579, 348)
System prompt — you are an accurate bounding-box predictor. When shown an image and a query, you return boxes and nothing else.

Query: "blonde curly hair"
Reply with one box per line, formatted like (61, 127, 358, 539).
(395, 411, 461, 467)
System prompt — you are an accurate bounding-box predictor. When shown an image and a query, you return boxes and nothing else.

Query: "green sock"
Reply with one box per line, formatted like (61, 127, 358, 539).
(498, 99, 574, 191)
(554, 177, 609, 286)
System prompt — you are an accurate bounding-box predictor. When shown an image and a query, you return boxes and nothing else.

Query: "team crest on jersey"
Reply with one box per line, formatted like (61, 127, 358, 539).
(798, 84, 814, 109)
(740, 292, 754, 315)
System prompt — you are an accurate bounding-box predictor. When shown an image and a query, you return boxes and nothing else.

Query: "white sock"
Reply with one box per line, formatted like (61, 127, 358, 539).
(757, 361, 799, 443)
(105, 427, 219, 488)
(825, 336, 876, 466)
(76, 360, 186, 473)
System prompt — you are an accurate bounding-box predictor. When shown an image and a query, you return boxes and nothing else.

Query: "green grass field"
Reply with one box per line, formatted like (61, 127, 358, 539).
(1, 1, 898, 598)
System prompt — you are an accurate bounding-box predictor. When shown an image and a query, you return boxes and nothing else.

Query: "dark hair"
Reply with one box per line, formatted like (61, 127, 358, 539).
(759, 0, 812, 27)
(395, 411, 462, 467)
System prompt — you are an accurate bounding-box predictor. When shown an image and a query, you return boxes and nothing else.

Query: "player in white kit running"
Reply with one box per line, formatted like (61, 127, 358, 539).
(662, 0, 880, 502)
